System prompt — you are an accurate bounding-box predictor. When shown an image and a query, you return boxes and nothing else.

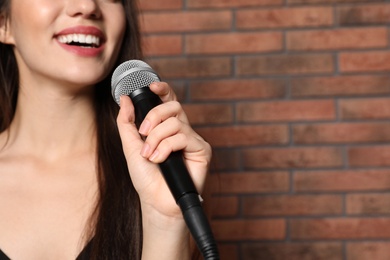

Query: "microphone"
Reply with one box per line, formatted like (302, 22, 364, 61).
(111, 60, 219, 260)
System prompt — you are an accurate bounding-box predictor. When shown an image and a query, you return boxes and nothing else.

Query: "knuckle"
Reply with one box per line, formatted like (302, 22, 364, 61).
(166, 117, 181, 129)
(158, 139, 174, 156)
(170, 100, 181, 111)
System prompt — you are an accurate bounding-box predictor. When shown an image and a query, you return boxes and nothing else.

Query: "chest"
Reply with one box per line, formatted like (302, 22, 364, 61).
(0, 158, 98, 259)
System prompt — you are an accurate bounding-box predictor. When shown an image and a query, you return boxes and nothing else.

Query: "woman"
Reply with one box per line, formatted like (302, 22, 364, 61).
(0, 0, 211, 259)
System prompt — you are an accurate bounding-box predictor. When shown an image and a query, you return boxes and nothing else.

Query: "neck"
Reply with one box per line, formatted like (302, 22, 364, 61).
(2, 83, 97, 161)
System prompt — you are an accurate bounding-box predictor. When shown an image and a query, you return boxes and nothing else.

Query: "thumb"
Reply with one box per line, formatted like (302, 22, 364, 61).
(116, 95, 144, 157)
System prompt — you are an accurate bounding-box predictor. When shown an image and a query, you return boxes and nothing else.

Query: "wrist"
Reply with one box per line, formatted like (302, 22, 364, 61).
(140, 201, 186, 229)
(141, 204, 191, 260)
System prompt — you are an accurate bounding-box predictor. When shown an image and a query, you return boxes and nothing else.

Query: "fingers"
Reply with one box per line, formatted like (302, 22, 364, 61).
(139, 81, 189, 134)
(117, 95, 134, 125)
(142, 126, 208, 164)
(118, 81, 209, 169)
(149, 82, 177, 103)
(117, 83, 211, 198)
(117, 82, 189, 160)
(140, 117, 191, 162)
(139, 100, 189, 136)
(139, 83, 206, 164)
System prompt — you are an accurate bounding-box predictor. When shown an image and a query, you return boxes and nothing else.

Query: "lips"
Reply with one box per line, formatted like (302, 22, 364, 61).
(55, 26, 106, 56)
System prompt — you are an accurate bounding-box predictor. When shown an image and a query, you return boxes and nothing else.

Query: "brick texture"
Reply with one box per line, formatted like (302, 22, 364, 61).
(291, 218, 390, 239)
(140, 1, 390, 259)
(236, 7, 333, 29)
(242, 243, 343, 260)
(347, 242, 390, 260)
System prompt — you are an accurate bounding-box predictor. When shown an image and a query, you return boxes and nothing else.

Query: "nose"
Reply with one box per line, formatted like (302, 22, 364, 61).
(66, 0, 102, 19)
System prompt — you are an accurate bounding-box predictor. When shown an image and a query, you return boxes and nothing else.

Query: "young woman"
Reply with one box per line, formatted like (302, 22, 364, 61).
(0, 0, 211, 259)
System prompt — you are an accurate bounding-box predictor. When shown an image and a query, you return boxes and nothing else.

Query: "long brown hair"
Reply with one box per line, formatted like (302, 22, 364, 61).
(0, 0, 144, 259)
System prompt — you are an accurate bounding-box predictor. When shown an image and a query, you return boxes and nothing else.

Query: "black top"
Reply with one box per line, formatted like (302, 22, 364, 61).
(0, 239, 93, 260)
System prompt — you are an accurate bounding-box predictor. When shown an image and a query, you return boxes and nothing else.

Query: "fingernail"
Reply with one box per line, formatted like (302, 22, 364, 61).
(139, 120, 151, 135)
(149, 150, 159, 162)
(141, 143, 151, 158)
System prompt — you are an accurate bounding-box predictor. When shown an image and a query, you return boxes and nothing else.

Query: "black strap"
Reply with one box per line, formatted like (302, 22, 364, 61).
(0, 249, 10, 260)
(76, 238, 93, 260)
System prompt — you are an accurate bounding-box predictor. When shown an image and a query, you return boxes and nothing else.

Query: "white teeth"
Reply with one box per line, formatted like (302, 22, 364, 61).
(57, 34, 101, 47)
(86, 35, 92, 44)
(79, 34, 86, 42)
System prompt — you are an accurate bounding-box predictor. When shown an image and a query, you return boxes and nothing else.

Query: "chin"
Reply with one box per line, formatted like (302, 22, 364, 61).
(65, 70, 109, 86)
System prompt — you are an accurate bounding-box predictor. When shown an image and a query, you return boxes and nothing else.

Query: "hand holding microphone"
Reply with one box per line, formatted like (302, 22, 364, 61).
(112, 60, 219, 259)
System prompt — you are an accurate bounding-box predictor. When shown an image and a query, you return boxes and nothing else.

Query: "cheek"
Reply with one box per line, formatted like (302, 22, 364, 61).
(11, 19, 47, 63)
(104, 7, 127, 65)
(9, 2, 58, 46)
(107, 7, 127, 46)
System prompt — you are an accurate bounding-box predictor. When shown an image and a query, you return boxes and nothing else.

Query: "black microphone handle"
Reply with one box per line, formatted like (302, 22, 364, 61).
(129, 87, 219, 259)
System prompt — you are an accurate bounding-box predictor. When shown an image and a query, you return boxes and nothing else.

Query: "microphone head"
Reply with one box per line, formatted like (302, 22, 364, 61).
(111, 60, 160, 105)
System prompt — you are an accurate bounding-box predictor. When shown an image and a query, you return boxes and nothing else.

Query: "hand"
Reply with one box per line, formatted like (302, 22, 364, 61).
(116, 82, 212, 222)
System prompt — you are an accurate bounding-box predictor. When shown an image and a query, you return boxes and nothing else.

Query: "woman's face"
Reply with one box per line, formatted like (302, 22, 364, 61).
(2, 0, 126, 89)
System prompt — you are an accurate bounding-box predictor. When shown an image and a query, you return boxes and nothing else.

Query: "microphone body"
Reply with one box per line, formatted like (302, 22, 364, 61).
(111, 60, 219, 260)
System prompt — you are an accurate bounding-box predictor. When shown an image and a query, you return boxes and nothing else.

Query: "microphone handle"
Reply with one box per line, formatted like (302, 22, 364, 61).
(129, 87, 219, 259)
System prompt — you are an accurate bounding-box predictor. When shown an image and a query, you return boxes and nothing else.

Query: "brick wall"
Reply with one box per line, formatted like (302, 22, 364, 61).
(139, 1, 390, 259)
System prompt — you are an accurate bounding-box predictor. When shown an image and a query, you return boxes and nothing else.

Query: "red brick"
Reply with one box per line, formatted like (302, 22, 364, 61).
(347, 193, 390, 215)
(290, 0, 371, 3)
(209, 150, 240, 172)
(242, 243, 343, 260)
(243, 147, 343, 169)
(291, 218, 390, 239)
(338, 4, 390, 25)
(347, 242, 390, 260)
(340, 98, 390, 120)
(293, 122, 390, 144)
(148, 57, 231, 79)
(209, 172, 290, 194)
(237, 100, 335, 123)
(212, 219, 286, 241)
(218, 244, 238, 260)
(349, 146, 390, 167)
(287, 27, 388, 51)
(294, 169, 390, 192)
(291, 75, 390, 98)
(188, 0, 282, 8)
(242, 195, 343, 217)
(237, 54, 334, 76)
(165, 81, 186, 101)
(134, 0, 390, 252)
(186, 32, 283, 55)
(190, 79, 286, 101)
(195, 125, 289, 148)
(141, 11, 232, 33)
(139, 0, 182, 10)
(142, 35, 182, 57)
(340, 51, 390, 73)
(211, 196, 239, 217)
(236, 7, 333, 29)
(183, 104, 233, 125)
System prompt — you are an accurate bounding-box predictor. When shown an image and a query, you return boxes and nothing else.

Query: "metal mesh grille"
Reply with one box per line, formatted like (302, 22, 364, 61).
(111, 60, 160, 105)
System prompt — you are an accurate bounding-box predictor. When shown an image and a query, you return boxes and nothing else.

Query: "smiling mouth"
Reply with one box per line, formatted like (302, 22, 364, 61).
(57, 34, 102, 48)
